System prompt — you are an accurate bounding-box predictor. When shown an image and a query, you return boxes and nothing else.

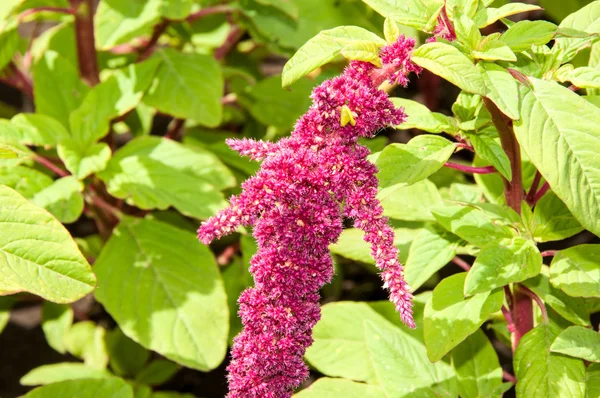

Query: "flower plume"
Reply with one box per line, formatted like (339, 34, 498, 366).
(198, 35, 421, 398)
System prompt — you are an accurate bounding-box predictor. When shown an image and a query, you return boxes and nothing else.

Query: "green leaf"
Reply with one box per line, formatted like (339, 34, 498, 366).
(294, 378, 384, 397)
(246, 76, 313, 129)
(69, 58, 160, 148)
(65, 321, 109, 370)
(555, 1, 600, 63)
(33, 51, 89, 128)
(451, 329, 503, 398)
(24, 377, 133, 398)
(431, 203, 517, 246)
(98, 137, 234, 220)
(567, 66, 600, 89)
(523, 270, 591, 326)
(0, 165, 53, 198)
(588, 363, 600, 398)
(551, 326, 600, 362)
(58, 141, 112, 180)
(0, 185, 95, 302)
(390, 98, 457, 133)
(0, 23, 19, 71)
(41, 302, 73, 354)
(379, 179, 442, 222)
(454, 15, 482, 50)
(20, 363, 112, 386)
(281, 26, 385, 87)
(473, 39, 517, 62)
(0, 296, 15, 334)
(514, 77, 600, 238)
(94, 217, 229, 371)
(340, 40, 384, 66)
(550, 245, 600, 298)
(404, 225, 458, 291)
(514, 323, 586, 398)
(501, 20, 557, 52)
(533, 191, 583, 242)
(473, 3, 541, 28)
(383, 17, 402, 43)
(362, 0, 445, 32)
(464, 237, 542, 295)
(10, 113, 70, 147)
(376, 135, 456, 189)
(424, 273, 504, 362)
(468, 132, 512, 180)
(95, 0, 162, 50)
(135, 360, 180, 385)
(143, 49, 223, 126)
(32, 176, 84, 224)
(478, 63, 519, 120)
(106, 328, 150, 377)
(412, 42, 485, 95)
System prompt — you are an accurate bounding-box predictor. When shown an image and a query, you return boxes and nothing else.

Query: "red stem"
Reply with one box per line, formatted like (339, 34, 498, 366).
(532, 182, 550, 205)
(444, 162, 496, 174)
(71, 0, 100, 85)
(519, 286, 548, 323)
(541, 250, 558, 257)
(511, 286, 534, 352)
(451, 256, 471, 271)
(187, 5, 233, 23)
(165, 118, 185, 140)
(503, 370, 517, 384)
(18, 6, 75, 21)
(138, 19, 169, 61)
(4, 63, 34, 97)
(34, 155, 69, 177)
(526, 171, 542, 205)
(214, 25, 243, 60)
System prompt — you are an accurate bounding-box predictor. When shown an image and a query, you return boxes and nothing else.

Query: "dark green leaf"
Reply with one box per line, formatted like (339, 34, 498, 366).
(135, 360, 180, 385)
(106, 328, 150, 377)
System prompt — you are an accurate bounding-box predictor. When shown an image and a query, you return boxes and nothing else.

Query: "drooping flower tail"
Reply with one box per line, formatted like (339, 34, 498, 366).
(198, 35, 421, 397)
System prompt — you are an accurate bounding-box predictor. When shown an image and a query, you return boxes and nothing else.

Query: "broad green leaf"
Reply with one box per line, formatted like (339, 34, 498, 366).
(33, 51, 89, 128)
(143, 49, 223, 126)
(473, 3, 541, 28)
(65, 321, 109, 370)
(58, 141, 112, 180)
(24, 377, 132, 398)
(98, 136, 234, 220)
(95, 0, 162, 50)
(431, 203, 517, 246)
(294, 378, 384, 397)
(555, 1, 600, 63)
(451, 329, 503, 398)
(473, 39, 517, 62)
(379, 179, 442, 222)
(32, 176, 84, 224)
(383, 17, 402, 43)
(424, 273, 504, 362)
(468, 132, 512, 180)
(94, 217, 229, 371)
(501, 20, 557, 52)
(533, 191, 583, 242)
(465, 237, 542, 295)
(539, 0, 594, 22)
(135, 360, 180, 385)
(364, 320, 457, 397)
(0, 185, 95, 302)
(568, 66, 600, 89)
(0, 23, 19, 71)
(524, 269, 591, 326)
(20, 363, 111, 386)
(281, 26, 385, 87)
(157, 0, 192, 19)
(0, 165, 53, 198)
(70, 59, 160, 148)
(340, 40, 383, 66)
(41, 302, 73, 354)
(550, 245, 600, 298)
(391, 98, 458, 133)
(588, 363, 600, 398)
(376, 135, 456, 189)
(106, 328, 150, 377)
(412, 42, 485, 95)
(454, 15, 482, 50)
(514, 323, 586, 398)
(551, 326, 600, 362)
(10, 113, 70, 147)
(445, 0, 479, 19)
(30, 21, 77, 67)
(452, 91, 482, 122)
(478, 63, 519, 120)
(362, 0, 444, 32)
(246, 76, 313, 129)
(404, 225, 458, 291)
(0, 296, 15, 334)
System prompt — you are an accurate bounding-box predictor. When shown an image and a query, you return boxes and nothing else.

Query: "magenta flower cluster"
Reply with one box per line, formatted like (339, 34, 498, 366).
(198, 35, 421, 398)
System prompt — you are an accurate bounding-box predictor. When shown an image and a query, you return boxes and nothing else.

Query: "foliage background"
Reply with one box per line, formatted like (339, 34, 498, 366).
(0, 0, 599, 397)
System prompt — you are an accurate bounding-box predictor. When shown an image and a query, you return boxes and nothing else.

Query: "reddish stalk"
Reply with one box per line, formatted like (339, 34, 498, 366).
(541, 250, 558, 258)
(532, 182, 550, 205)
(455, 142, 474, 151)
(519, 286, 548, 323)
(71, 0, 100, 85)
(165, 118, 185, 140)
(187, 5, 233, 23)
(503, 370, 517, 384)
(214, 25, 243, 60)
(451, 256, 471, 271)
(511, 286, 534, 352)
(3, 63, 34, 97)
(444, 162, 496, 174)
(526, 171, 542, 205)
(34, 155, 69, 177)
(18, 6, 75, 21)
(137, 19, 169, 61)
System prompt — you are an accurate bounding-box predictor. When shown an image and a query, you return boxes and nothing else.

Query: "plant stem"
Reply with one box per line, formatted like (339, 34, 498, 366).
(532, 182, 550, 205)
(484, 98, 523, 214)
(520, 286, 548, 323)
(541, 250, 558, 257)
(451, 256, 471, 271)
(511, 285, 534, 352)
(444, 162, 496, 174)
(71, 0, 99, 85)
(503, 370, 517, 384)
(187, 5, 233, 23)
(165, 118, 185, 140)
(34, 155, 69, 177)
(526, 171, 542, 205)
(214, 25, 243, 60)
(18, 6, 75, 21)
(138, 19, 169, 61)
